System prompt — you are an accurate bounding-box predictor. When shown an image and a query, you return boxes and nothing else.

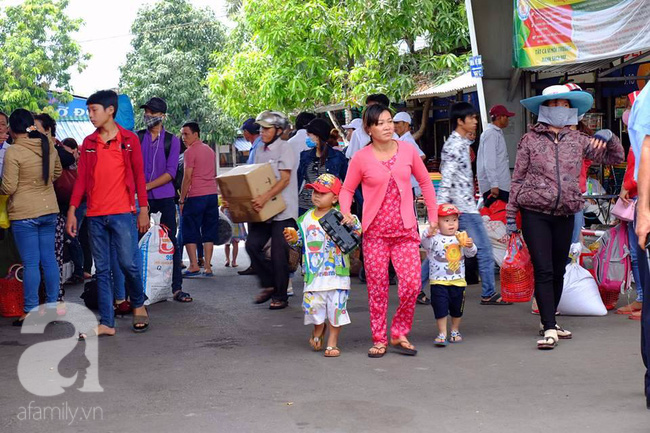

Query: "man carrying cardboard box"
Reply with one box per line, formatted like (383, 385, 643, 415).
(246, 110, 298, 310)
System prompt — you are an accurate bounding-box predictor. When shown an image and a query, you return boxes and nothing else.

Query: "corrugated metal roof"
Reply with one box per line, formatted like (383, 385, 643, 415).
(408, 72, 477, 99)
(524, 57, 614, 74)
(56, 117, 95, 145)
(233, 137, 251, 152)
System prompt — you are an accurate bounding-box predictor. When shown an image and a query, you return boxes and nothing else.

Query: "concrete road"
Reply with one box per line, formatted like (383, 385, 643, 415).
(0, 248, 648, 433)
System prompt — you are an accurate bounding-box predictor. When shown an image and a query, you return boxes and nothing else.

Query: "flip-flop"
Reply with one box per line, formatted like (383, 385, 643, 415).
(225, 263, 231, 267)
(390, 340, 418, 356)
(202, 271, 214, 277)
(232, 264, 239, 268)
(368, 345, 387, 358)
(481, 293, 513, 305)
(182, 270, 200, 278)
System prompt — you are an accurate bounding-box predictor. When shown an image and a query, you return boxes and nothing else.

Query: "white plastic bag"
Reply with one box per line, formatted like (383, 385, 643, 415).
(557, 262, 607, 316)
(483, 216, 508, 267)
(139, 212, 173, 305)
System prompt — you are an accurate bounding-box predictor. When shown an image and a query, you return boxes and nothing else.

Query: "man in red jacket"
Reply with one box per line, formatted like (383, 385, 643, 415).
(66, 90, 151, 338)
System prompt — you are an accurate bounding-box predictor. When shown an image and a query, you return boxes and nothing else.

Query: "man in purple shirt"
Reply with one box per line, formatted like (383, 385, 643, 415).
(138, 97, 191, 302)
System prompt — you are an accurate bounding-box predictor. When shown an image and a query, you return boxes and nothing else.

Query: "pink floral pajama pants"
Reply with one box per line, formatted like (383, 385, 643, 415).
(363, 234, 421, 346)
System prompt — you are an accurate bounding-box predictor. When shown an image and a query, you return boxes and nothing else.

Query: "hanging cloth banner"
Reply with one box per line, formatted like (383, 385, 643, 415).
(513, 0, 650, 68)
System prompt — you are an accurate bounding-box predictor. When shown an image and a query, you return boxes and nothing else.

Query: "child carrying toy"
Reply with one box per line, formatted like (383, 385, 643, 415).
(284, 174, 361, 357)
(421, 204, 477, 346)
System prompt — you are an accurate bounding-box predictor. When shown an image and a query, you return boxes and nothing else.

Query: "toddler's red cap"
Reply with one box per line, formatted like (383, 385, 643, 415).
(438, 204, 461, 217)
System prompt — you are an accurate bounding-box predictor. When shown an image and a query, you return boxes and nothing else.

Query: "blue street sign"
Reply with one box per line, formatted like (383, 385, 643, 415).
(469, 55, 483, 78)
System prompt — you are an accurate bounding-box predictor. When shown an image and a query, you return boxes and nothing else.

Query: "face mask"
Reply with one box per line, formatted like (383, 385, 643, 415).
(622, 109, 631, 126)
(143, 114, 163, 129)
(305, 137, 317, 148)
(538, 105, 578, 128)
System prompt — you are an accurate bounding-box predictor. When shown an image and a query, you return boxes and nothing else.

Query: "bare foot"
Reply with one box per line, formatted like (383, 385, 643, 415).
(79, 324, 116, 340)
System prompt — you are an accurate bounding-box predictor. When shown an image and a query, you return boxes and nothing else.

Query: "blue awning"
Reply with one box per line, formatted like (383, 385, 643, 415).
(56, 116, 95, 145)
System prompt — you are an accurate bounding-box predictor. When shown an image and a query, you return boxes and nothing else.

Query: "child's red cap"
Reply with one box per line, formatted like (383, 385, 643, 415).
(438, 204, 461, 217)
(305, 173, 342, 195)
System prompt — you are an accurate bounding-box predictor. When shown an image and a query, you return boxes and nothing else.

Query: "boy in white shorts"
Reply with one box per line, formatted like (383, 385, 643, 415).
(284, 174, 361, 357)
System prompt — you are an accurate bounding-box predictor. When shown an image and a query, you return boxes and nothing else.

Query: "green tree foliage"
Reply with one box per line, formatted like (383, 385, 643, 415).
(0, 0, 87, 115)
(209, 0, 469, 120)
(119, 0, 235, 144)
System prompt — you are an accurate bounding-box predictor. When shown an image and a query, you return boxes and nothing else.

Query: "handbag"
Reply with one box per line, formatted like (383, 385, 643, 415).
(611, 198, 635, 222)
(500, 233, 535, 303)
(53, 168, 77, 207)
(0, 195, 9, 229)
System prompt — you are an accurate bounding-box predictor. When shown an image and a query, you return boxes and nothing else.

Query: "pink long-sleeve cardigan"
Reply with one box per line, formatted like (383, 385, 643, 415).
(340, 141, 438, 232)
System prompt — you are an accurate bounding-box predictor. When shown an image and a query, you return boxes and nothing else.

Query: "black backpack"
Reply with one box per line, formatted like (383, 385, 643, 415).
(137, 130, 184, 202)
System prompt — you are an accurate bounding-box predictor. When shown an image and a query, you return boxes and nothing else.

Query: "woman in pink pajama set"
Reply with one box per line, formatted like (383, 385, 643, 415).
(340, 105, 438, 358)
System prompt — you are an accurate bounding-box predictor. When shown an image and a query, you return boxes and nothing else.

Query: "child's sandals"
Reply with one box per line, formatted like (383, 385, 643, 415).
(309, 324, 327, 351)
(324, 346, 341, 357)
(434, 333, 448, 347)
(450, 330, 463, 343)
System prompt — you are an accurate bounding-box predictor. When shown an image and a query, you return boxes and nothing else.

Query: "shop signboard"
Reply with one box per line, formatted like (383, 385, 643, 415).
(513, 0, 650, 68)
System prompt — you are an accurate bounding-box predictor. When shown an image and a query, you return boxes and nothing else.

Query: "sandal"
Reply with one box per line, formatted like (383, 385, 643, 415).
(309, 324, 327, 351)
(537, 329, 558, 350)
(324, 346, 341, 357)
(254, 288, 274, 304)
(434, 333, 448, 347)
(114, 300, 132, 316)
(450, 330, 463, 343)
(368, 345, 387, 358)
(416, 291, 431, 305)
(390, 339, 418, 356)
(538, 324, 572, 339)
(132, 311, 150, 333)
(269, 300, 288, 310)
(173, 291, 193, 303)
(481, 293, 513, 305)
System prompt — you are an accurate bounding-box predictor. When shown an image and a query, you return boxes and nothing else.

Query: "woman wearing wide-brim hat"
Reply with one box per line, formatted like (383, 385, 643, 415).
(506, 84, 625, 350)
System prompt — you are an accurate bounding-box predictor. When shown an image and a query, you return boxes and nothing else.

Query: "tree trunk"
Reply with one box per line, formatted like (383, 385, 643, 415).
(327, 110, 346, 144)
(412, 98, 431, 141)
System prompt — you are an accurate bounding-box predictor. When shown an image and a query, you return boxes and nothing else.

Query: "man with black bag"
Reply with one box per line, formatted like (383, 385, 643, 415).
(138, 97, 191, 303)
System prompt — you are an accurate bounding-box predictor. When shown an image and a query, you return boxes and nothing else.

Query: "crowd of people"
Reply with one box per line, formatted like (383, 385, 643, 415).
(0, 84, 646, 365)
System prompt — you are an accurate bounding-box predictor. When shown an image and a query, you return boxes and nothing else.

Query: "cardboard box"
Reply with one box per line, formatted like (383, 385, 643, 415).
(217, 163, 286, 223)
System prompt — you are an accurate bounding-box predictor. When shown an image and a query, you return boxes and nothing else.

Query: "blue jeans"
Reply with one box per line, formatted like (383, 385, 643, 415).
(421, 258, 430, 292)
(11, 213, 60, 312)
(571, 210, 584, 244)
(70, 202, 126, 299)
(68, 202, 87, 278)
(629, 218, 644, 302)
(88, 213, 145, 328)
(459, 212, 495, 298)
